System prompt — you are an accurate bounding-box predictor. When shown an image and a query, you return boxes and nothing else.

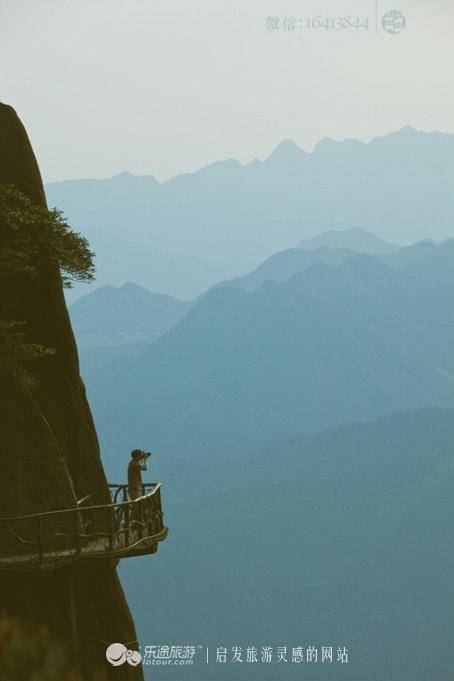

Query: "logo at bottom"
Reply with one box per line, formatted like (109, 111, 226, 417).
(106, 643, 142, 666)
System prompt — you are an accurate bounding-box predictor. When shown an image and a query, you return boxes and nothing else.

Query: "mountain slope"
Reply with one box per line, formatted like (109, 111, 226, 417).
(212, 235, 452, 294)
(121, 407, 454, 681)
(215, 246, 356, 291)
(395, 237, 454, 287)
(70, 282, 191, 378)
(91, 251, 454, 461)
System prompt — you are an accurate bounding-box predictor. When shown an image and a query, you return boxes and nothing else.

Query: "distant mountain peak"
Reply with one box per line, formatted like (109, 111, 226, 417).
(109, 170, 158, 185)
(195, 158, 242, 175)
(266, 139, 305, 162)
(400, 124, 418, 133)
(314, 136, 365, 154)
(119, 280, 149, 292)
(298, 228, 397, 255)
(114, 170, 134, 178)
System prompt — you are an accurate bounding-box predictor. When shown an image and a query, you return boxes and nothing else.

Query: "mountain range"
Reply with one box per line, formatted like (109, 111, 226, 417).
(298, 226, 397, 254)
(216, 234, 453, 293)
(65, 225, 454, 681)
(70, 282, 191, 379)
(72, 231, 450, 375)
(72, 228, 395, 382)
(62, 224, 251, 303)
(87, 238, 454, 465)
(46, 127, 454, 280)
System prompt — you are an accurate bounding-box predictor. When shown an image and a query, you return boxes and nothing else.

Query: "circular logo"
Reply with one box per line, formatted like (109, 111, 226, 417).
(382, 10, 406, 34)
(106, 643, 127, 666)
(126, 649, 143, 666)
(106, 643, 142, 667)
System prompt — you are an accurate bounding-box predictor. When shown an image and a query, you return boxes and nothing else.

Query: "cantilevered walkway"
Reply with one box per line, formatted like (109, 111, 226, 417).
(0, 483, 168, 572)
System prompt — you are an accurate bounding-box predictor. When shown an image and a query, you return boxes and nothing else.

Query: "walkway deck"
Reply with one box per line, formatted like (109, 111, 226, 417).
(0, 483, 168, 572)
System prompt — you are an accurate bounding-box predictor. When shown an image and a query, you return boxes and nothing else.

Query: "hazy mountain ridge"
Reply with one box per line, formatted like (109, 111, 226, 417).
(298, 226, 397, 253)
(213, 233, 453, 294)
(89, 242, 454, 463)
(70, 282, 192, 379)
(215, 246, 358, 291)
(63, 224, 251, 303)
(46, 127, 454, 271)
(72, 233, 454, 407)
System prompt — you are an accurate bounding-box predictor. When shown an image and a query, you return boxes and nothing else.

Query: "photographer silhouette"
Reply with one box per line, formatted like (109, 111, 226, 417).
(127, 449, 151, 500)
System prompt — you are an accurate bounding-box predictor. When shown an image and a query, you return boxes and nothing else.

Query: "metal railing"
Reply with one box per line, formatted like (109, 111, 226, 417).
(0, 483, 168, 572)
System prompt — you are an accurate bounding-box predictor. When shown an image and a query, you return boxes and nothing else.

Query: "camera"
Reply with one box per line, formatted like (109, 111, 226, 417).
(143, 451, 151, 459)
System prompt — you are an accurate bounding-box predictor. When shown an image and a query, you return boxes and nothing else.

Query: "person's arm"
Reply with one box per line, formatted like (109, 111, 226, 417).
(139, 452, 149, 471)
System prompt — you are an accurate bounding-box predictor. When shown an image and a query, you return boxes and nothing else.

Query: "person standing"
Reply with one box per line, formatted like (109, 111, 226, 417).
(127, 449, 151, 500)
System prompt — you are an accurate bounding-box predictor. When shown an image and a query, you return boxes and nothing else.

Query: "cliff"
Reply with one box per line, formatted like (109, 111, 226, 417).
(0, 103, 144, 680)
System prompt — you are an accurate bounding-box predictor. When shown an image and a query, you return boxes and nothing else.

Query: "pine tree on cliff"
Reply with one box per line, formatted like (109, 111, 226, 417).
(0, 183, 94, 385)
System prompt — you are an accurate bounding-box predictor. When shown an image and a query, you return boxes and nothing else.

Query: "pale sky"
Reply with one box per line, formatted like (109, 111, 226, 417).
(1, 0, 453, 182)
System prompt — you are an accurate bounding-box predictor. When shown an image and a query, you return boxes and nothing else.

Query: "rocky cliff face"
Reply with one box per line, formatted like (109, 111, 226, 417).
(0, 103, 144, 680)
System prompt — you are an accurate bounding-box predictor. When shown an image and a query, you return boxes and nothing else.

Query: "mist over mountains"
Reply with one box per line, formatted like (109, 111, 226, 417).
(47, 128, 454, 285)
(70, 282, 192, 379)
(56, 121, 454, 681)
(122, 406, 454, 681)
(62, 224, 249, 303)
(65, 217, 454, 681)
(70, 227, 399, 377)
(83, 237, 454, 465)
(298, 227, 397, 254)
(70, 227, 454, 681)
(216, 234, 453, 293)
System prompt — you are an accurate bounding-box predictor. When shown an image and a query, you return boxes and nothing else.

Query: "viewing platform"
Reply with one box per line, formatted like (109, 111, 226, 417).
(0, 483, 168, 573)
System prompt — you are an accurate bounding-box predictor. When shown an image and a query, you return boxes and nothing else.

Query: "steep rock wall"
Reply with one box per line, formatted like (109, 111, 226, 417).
(0, 102, 144, 680)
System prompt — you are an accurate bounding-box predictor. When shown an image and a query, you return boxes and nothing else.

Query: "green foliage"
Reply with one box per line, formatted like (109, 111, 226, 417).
(0, 183, 95, 288)
(0, 184, 95, 381)
(0, 322, 55, 388)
